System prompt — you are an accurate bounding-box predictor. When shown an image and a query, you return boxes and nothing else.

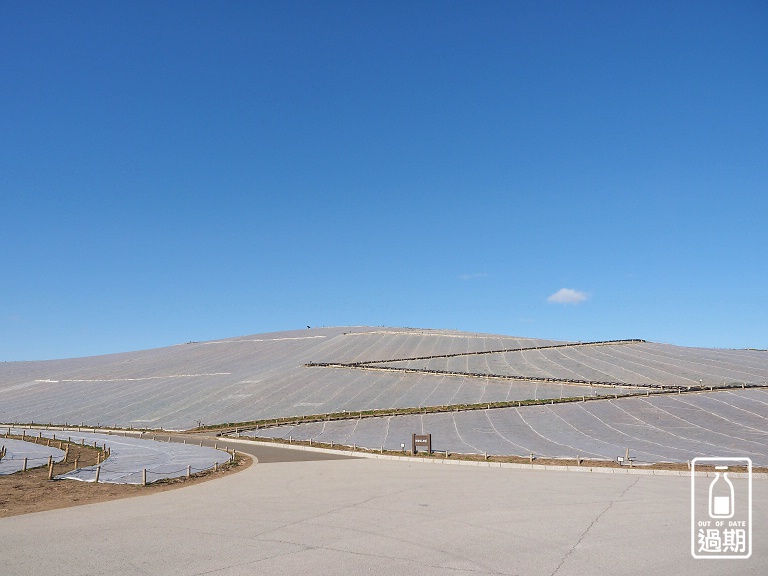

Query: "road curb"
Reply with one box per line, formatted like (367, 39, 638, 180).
(225, 437, 766, 478)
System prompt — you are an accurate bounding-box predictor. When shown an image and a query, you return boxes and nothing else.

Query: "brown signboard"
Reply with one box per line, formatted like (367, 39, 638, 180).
(412, 433, 432, 454)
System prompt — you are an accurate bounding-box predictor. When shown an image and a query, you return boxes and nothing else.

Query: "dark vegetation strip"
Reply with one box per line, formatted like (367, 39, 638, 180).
(6, 381, 764, 437)
(193, 395, 628, 434)
(191, 386, 723, 435)
(339, 338, 647, 366)
(306, 362, 665, 389)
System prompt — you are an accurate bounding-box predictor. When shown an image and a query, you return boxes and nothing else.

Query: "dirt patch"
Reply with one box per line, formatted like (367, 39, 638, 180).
(0, 437, 251, 518)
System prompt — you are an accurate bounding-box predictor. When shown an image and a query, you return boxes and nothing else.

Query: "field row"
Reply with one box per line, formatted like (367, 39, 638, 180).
(245, 389, 768, 466)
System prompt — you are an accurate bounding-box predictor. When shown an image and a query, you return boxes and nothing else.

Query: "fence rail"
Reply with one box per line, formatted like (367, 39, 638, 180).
(0, 428, 237, 484)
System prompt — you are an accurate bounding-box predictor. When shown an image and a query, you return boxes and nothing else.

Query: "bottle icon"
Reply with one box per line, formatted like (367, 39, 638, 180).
(709, 466, 734, 518)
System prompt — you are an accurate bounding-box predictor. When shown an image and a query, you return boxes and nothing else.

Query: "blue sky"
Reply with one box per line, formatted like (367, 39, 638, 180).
(2, 1, 766, 360)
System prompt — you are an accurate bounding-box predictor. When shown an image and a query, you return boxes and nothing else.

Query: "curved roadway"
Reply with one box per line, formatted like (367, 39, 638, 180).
(0, 456, 764, 575)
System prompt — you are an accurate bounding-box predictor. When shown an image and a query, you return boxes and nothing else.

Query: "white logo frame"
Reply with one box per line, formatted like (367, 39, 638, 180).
(691, 456, 752, 559)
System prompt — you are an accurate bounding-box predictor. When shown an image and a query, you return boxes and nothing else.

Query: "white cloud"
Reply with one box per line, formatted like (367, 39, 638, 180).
(547, 288, 589, 304)
(458, 273, 488, 281)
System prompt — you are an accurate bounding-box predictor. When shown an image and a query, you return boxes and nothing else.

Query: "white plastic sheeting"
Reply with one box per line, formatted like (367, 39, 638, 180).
(0, 328, 584, 429)
(244, 388, 768, 466)
(1, 327, 767, 430)
(376, 342, 768, 388)
(7, 429, 232, 484)
(0, 437, 65, 475)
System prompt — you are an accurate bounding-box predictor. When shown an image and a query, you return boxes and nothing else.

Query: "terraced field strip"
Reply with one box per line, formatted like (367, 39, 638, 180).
(307, 362, 680, 390)
(308, 338, 767, 392)
(191, 387, 728, 435)
(347, 338, 647, 365)
(242, 388, 768, 466)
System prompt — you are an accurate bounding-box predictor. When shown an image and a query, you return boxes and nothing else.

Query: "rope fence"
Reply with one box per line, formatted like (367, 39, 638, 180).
(0, 427, 237, 484)
(75, 447, 238, 485)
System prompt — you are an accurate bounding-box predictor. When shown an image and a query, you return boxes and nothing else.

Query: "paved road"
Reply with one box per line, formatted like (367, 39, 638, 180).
(1, 457, 764, 575)
(164, 433, 356, 463)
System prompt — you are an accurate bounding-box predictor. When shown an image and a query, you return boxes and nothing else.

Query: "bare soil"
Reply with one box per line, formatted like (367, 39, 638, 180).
(0, 437, 251, 518)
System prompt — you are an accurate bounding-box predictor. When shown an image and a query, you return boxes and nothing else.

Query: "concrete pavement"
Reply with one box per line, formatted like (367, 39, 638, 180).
(168, 433, 357, 463)
(1, 457, 765, 575)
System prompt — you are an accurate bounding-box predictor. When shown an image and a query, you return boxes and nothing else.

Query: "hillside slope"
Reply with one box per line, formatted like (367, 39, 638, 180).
(1, 327, 766, 434)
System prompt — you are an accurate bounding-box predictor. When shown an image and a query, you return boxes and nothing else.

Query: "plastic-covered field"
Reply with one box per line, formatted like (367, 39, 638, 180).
(243, 388, 768, 466)
(375, 342, 768, 388)
(6, 429, 232, 484)
(0, 438, 65, 475)
(1, 327, 766, 430)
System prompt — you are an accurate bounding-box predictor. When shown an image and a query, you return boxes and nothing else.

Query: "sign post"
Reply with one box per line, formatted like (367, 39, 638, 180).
(412, 433, 432, 455)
